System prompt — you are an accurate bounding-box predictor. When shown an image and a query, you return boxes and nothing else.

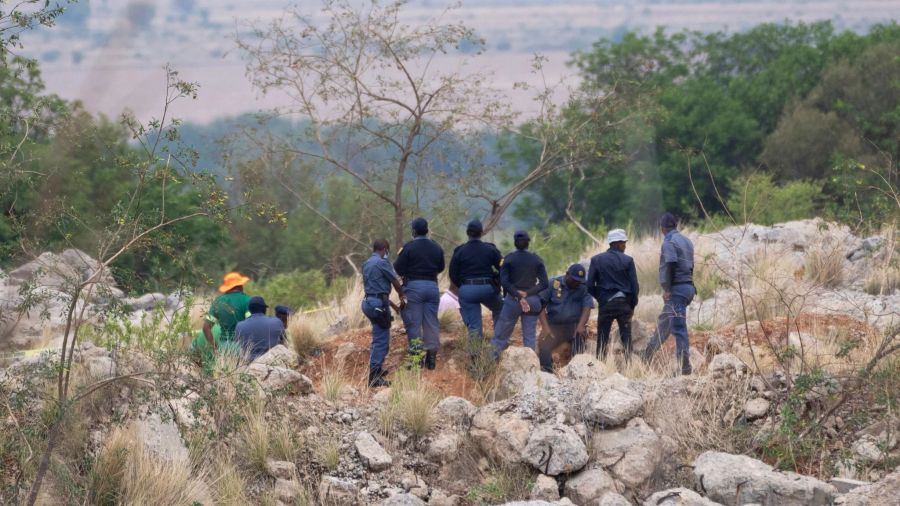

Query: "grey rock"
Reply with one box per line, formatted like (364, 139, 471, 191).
(693, 451, 836, 506)
(274, 478, 302, 503)
(254, 344, 300, 368)
(522, 424, 588, 476)
(428, 489, 460, 506)
(558, 354, 608, 383)
(132, 413, 189, 463)
(530, 474, 559, 501)
(494, 347, 560, 400)
(319, 476, 358, 506)
(599, 492, 632, 506)
(743, 398, 770, 420)
(383, 493, 427, 506)
(592, 417, 663, 489)
(427, 431, 461, 463)
(266, 459, 297, 480)
(123, 292, 167, 311)
(828, 477, 869, 494)
(355, 431, 392, 471)
(246, 363, 313, 394)
(708, 353, 747, 377)
(433, 396, 476, 428)
(835, 468, 900, 506)
(470, 399, 533, 465)
(582, 373, 643, 427)
(642, 488, 722, 506)
(563, 467, 619, 505)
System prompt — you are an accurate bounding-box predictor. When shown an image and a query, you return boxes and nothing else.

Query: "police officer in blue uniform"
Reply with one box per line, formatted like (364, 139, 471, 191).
(362, 239, 406, 387)
(642, 213, 696, 375)
(449, 219, 503, 339)
(394, 218, 445, 370)
(537, 264, 593, 373)
(490, 230, 549, 356)
(588, 228, 639, 361)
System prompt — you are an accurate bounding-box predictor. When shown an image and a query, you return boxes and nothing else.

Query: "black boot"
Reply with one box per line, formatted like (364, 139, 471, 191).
(425, 351, 437, 370)
(680, 354, 692, 375)
(368, 367, 391, 387)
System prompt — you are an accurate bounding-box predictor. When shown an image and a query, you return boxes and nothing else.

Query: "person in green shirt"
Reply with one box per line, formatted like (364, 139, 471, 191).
(203, 272, 252, 349)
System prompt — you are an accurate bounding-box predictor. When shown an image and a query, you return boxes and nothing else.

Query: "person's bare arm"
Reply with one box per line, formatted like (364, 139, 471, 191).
(576, 306, 591, 336)
(203, 321, 216, 350)
(538, 311, 551, 338)
(390, 277, 407, 310)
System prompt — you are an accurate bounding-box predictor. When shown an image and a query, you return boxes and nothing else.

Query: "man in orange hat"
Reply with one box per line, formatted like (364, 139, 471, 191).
(203, 272, 252, 350)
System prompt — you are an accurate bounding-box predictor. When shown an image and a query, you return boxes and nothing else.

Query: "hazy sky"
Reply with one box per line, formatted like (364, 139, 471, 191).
(21, 0, 900, 123)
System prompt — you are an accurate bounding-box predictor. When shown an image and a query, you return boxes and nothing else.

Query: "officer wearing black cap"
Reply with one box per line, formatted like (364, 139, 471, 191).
(275, 305, 292, 328)
(490, 230, 549, 356)
(537, 264, 593, 372)
(234, 296, 286, 362)
(393, 217, 445, 369)
(449, 219, 503, 339)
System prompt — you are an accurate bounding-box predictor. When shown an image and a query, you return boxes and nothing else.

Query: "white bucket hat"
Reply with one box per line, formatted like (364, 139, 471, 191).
(607, 228, 628, 244)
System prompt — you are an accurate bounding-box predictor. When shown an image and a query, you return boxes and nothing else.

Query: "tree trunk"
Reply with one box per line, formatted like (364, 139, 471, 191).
(26, 423, 59, 506)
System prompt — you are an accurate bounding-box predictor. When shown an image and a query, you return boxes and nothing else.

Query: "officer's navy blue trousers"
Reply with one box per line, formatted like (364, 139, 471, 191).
(401, 280, 441, 352)
(645, 283, 695, 360)
(490, 294, 538, 356)
(361, 297, 391, 370)
(458, 284, 502, 339)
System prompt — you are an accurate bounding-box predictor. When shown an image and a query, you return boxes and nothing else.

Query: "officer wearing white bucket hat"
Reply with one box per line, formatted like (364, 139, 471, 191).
(587, 228, 639, 361)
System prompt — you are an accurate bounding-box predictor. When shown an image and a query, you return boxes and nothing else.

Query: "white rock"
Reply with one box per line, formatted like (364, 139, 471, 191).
(427, 432, 461, 463)
(246, 363, 313, 394)
(433, 396, 476, 428)
(254, 344, 299, 368)
(708, 353, 747, 377)
(470, 400, 533, 466)
(123, 292, 167, 311)
(693, 451, 836, 506)
(530, 474, 559, 501)
(383, 493, 427, 506)
(582, 373, 643, 427)
(522, 424, 589, 476)
(428, 489, 460, 506)
(355, 431, 393, 471)
(642, 488, 722, 506)
(132, 413, 189, 463)
(563, 467, 619, 505)
(559, 354, 608, 382)
(494, 348, 560, 400)
(743, 398, 770, 420)
(591, 417, 663, 489)
(835, 468, 900, 506)
(599, 492, 633, 506)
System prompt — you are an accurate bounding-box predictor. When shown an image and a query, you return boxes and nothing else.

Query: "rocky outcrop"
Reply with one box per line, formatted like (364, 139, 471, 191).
(493, 347, 560, 401)
(581, 373, 644, 427)
(835, 468, 900, 506)
(522, 424, 588, 476)
(563, 467, 620, 504)
(693, 451, 836, 506)
(470, 399, 533, 465)
(592, 417, 663, 489)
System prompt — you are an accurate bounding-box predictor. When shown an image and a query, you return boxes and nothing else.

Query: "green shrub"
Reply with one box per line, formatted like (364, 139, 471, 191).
(726, 173, 822, 225)
(248, 270, 349, 311)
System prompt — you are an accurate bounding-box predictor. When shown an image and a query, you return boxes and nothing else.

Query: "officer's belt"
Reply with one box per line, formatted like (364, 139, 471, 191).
(404, 275, 438, 283)
(462, 278, 493, 285)
(365, 293, 389, 300)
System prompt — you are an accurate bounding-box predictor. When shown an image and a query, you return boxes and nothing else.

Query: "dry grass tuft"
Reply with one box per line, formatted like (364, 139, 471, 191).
(287, 316, 323, 361)
(378, 368, 441, 438)
(865, 265, 900, 295)
(314, 436, 341, 471)
(439, 308, 463, 333)
(634, 294, 664, 326)
(270, 423, 297, 462)
(321, 366, 347, 402)
(235, 402, 271, 478)
(805, 246, 844, 288)
(209, 458, 247, 506)
(90, 426, 210, 505)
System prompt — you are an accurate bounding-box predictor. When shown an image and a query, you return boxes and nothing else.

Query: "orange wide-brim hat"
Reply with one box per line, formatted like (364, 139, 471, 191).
(219, 272, 251, 293)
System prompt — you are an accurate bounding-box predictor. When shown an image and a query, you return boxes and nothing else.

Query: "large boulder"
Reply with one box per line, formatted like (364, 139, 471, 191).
(433, 396, 476, 428)
(693, 451, 836, 506)
(522, 424, 589, 476)
(132, 413, 189, 463)
(254, 344, 300, 368)
(470, 399, 533, 465)
(558, 354, 608, 383)
(355, 431, 392, 471)
(563, 467, 619, 505)
(836, 467, 900, 506)
(245, 363, 313, 394)
(642, 488, 722, 506)
(591, 417, 664, 490)
(494, 347, 560, 400)
(581, 374, 643, 427)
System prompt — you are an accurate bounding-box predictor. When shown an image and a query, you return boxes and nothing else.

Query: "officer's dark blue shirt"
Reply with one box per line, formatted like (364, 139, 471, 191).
(235, 314, 285, 361)
(539, 276, 594, 324)
(363, 253, 398, 296)
(500, 249, 549, 298)
(659, 230, 694, 290)
(587, 248, 640, 307)
(448, 239, 502, 287)
(393, 236, 445, 283)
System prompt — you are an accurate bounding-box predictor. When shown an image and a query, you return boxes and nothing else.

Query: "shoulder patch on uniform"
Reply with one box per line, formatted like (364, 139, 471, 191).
(553, 279, 561, 289)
